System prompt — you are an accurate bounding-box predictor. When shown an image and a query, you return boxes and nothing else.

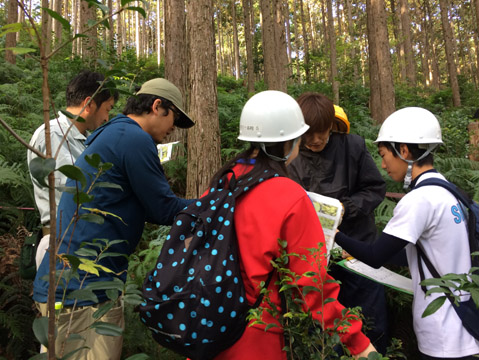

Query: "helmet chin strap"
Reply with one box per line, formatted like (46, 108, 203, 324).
(259, 137, 300, 162)
(390, 142, 434, 189)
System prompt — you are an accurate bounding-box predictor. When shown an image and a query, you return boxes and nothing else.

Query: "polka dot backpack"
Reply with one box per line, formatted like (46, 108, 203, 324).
(139, 168, 279, 359)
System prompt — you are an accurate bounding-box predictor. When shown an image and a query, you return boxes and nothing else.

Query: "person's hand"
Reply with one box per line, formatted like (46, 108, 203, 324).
(342, 249, 352, 259)
(353, 342, 377, 359)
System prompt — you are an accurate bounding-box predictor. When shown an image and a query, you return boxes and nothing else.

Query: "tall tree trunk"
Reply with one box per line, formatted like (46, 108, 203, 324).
(80, 0, 98, 63)
(5, 0, 18, 64)
(292, 0, 302, 83)
(117, 0, 123, 56)
(259, 0, 287, 91)
(164, 0, 188, 153)
(135, 1, 140, 58)
(186, 0, 221, 198)
(367, 0, 396, 123)
(474, 0, 479, 87)
(242, 0, 255, 93)
(345, 0, 359, 82)
(232, 0, 241, 80)
(299, 0, 310, 82)
(217, 6, 225, 74)
(273, 0, 288, 89)
(399, 0, 416, 86)
(284, 0, 292, 80)
(326, 0, 339, 104)
(53, 0, 62, 45)
(391, 0, 406, 82)
(438, 0, 461, 107)
(157, 0, 161, 67)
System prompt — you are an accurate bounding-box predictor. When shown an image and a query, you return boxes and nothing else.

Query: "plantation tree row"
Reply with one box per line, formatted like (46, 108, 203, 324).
(5, 0, 479, 102)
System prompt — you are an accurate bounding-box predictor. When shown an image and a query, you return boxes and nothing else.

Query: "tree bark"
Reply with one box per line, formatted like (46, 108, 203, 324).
(261, 0, 287, 91)
(164, 0, 188, 153)
(345, 0, 359, 82)
(186, 0, 221, 198)
(5, 0, 18, 64)
(231, 0, 241, 80)
(438, 0, 461, 107)
(299, 0, 310, 82)
(242, 0, 255, 93)
(292, 0, 302, 82)
(391, 0, 406, 82)
(79, 0, 98, 63)
(475, 0, 479, 87)
(367, 0, 396, 123)
(326, 0, 339, 104)
(399, 0, 416, 86)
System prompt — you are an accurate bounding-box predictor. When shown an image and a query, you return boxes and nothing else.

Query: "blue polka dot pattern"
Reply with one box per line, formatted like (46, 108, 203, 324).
(139, 169, 280, 359)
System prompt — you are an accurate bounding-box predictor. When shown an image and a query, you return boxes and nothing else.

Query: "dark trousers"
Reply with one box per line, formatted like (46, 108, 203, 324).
(329, 264, 389, 355)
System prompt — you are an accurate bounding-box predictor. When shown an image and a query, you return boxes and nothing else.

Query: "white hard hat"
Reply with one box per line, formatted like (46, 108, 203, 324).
(238, 90, 309, 143)
(375, 107, 443, 146)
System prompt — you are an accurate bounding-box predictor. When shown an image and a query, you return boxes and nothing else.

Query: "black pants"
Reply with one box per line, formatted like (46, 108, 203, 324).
(329, 264, 389, 355)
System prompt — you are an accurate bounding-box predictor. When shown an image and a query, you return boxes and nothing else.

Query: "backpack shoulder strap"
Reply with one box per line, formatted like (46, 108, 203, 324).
(414, 178, 471, 208)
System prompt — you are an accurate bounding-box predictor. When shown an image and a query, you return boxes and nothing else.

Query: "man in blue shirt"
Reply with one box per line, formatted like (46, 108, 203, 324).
(33, 78, 195, 359)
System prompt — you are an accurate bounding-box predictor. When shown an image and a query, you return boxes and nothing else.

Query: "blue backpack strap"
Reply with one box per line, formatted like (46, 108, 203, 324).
(414, 178, 471, 207)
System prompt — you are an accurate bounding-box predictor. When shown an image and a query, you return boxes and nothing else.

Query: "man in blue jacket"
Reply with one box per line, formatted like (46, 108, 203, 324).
(33, 78, 195, 359)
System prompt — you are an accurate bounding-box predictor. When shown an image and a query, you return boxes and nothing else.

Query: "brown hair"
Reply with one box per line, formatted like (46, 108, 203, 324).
(296, 92, 335, 134)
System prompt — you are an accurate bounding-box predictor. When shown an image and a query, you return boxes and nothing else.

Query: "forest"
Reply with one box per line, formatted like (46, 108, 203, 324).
(1, 0, 479, 359)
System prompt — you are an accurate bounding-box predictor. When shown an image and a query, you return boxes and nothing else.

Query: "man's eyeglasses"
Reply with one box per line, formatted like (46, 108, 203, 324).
(169, 106, 181, 126)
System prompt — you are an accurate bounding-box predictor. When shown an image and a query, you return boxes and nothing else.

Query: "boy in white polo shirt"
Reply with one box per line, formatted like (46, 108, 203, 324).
(335, 107, 479, 359)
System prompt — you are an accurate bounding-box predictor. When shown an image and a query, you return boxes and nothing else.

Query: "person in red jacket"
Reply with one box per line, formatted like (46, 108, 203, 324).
(211, 90, 376, 359)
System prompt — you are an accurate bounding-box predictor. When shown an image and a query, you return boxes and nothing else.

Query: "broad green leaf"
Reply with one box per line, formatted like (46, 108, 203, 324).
(125, 6, 146, 18)
(29, 157, 56, 187)
(123, 293, 143, 306)
(98, 252, 128, 260)
(92, 181, 123, 190)
(61, 346, 90, 360)
(90, 321, 124, 336)
(0, 22, 23, 36)
(75, 247, 98, 257)
(59, 110, 85, 123)
(79, 259, 100, 276)
(58, 165, 86, 188)
(66, 289, 98, 302)
(82, 207, 127, 224)
(79, 213, 105, 225)
(32, 316, 49, 347)
(108, 239, 127, 247)
(59, 254, 81, 273)
(42, 8, 71, 31)
(85, 279, 124, 291)
(101, 19, 110, 29)
(73, 192, 94, 205)
(121, 0, 138, 6)
(92, 301, 115, 319)
(2, 47, 36, 54)
(106, 289, 120, 301)
(79, 258, 115, 275)
(302, 286, 321, 295)
(85, 153, 101, 168)
(422, 296, 447, 317)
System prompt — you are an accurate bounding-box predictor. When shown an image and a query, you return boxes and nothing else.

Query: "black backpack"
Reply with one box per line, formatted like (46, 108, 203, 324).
(139, 169, 279, 360)
(414, 178, 479, 340)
